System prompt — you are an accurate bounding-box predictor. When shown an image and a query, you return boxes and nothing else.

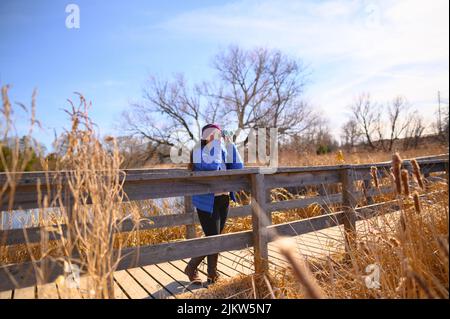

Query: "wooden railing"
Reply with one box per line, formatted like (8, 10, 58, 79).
(0, 155, 448, 292)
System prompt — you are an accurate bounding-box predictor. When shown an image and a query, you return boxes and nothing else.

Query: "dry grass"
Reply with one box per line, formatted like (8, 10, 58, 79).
(312, 188, 449, 299)
(1, 87, 140, 298)
(279, 146, 448, 167)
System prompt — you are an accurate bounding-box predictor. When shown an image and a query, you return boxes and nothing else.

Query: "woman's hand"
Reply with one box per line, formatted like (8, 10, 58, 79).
(221, 130, 234, 144)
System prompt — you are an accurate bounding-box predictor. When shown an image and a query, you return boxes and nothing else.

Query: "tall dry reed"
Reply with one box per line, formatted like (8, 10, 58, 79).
(1, 87, 139, 298)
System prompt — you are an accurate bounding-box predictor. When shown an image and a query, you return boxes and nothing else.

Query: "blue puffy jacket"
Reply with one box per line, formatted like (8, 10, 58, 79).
(192, 139, 244, 213)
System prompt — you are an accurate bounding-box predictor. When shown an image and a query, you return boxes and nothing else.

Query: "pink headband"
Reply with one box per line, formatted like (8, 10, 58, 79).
(202, 124, 221, 133)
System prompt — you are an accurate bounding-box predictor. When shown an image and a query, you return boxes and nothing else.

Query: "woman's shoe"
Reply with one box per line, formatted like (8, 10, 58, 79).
(206, 273, 221, 285)
(184, 263, 202, 285)
(206, 253, 221, 285)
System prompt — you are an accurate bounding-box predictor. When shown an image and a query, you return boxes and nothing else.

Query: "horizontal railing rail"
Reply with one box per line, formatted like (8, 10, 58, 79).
(1, 157, 447, 211)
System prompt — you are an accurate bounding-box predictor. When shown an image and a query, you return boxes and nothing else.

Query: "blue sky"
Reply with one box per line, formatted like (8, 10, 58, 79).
(1, 0, 449, 150)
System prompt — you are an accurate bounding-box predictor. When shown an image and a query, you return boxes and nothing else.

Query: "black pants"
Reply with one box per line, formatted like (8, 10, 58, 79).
(197, 194, 230, 236)
(187, 195, 229, 278)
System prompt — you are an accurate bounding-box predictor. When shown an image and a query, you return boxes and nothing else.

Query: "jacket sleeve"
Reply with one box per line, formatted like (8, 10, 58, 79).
(192, 140, 223, 171)
(225, 142, 244, 170)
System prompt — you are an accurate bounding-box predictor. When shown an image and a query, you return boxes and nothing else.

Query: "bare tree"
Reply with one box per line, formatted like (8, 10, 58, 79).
(340, 119, 362, 149)
(378, 96, 410, 151)
(122, 74, 207, 148)
(403, 112, 426, 150)
(213, 46, 319, 135)
(348, 94, 428, 151)
(212, 46, 271, 130)
(349, 93, 379, 150)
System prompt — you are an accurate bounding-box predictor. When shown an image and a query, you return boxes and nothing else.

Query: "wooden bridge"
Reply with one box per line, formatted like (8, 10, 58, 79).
(0, 154, 448, 299)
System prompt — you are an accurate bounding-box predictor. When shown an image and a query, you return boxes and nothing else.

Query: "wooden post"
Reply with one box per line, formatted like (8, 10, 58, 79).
(184, 196, 197, 239)
(340, 167, 357, 256)
(251, 173, 270, 275)
(444, 161, 449, 184)
(363, 179, 374, 205)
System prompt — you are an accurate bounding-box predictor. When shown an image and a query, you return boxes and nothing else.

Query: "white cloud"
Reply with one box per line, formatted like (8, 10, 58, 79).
(159, 0, 449, 138)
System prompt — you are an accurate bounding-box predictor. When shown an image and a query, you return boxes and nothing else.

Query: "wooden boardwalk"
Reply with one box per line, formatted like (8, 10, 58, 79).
(0, 216, 386, 299)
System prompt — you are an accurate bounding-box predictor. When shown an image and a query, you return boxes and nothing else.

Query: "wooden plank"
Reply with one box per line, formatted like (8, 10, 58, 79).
(269, 211, 344, 239)
(0, 168, 254, 190)
(122, 175, 251, 202)
(301, 232, 344, 246)
(350, 158, 448, 170)
(270, 236, 337, 264)
(123, 168, 257, 180)
(37, 283, 59, 299)
(127, 267, 165, 299)
(117, 230, 253, 270)
(220, 251, 255, 275)
(296, 239, 339, 257)
(142, 264, 186, 298)
(287, 236, 336, 254)
(0, 290, 12, 299)
(3, 156, 445, 186)
(268, 246, 302, 265)
(0, 204, 252, 246)
(1, 174, 251, 212)
(13, 286, 35, 299)
(2, 157, 446, 212)
(79, 276, 93, 299)
(268, 193, 342, 212)
(0, 226, 64, 246)
(267, 250, 291, 268)
(212, 257, 242, 278)
(0, 258, 64, 292)
(265, 171, 341, 189)
(113, 270, 150, 299)
(157, 262, 201, 294)
(56, 282, 82, 299)
(365, 186, 394, 197)
(113, 280, 128, 299)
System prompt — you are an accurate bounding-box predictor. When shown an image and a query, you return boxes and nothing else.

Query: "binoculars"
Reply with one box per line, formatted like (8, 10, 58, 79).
(221, 130, 234, 138)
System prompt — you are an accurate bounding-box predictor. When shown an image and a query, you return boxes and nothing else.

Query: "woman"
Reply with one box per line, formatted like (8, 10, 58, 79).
(184, 123, 244, 285)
